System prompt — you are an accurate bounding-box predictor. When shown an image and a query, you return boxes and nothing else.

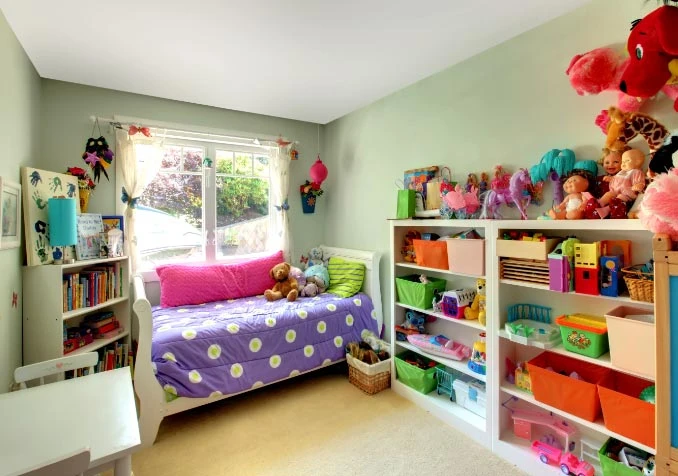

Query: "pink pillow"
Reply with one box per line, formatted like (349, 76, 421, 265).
(156, 251, 283, 308)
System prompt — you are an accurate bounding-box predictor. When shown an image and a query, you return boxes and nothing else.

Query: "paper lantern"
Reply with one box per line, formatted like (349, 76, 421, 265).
(309, 157, 328, 184)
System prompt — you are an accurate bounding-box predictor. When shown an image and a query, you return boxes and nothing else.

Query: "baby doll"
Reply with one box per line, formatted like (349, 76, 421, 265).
(598, 149, 646, 206)
(596, 149, 624, 197)
(548, 171, 593, 220)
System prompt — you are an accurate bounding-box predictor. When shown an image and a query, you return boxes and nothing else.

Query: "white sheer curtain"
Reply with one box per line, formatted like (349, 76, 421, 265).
(269, 145, 291, 260)
(116, 129, 164, 273)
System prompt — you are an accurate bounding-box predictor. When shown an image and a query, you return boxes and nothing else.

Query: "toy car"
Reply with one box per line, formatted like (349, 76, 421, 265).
(531, 441, 594, 476)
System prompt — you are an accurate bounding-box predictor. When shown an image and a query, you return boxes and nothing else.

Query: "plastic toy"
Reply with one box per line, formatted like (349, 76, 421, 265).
(435, 367, 457, 401)
(619, 6, 678, 111)
(600, 256, 621, 297)
(440, 288, 476, 319)
(532, 441, 594, 476)
(468, 332, 486, 375)
(406, 334, 472, 361)
(479, 165, 512, 219)
(505, 303, 559, 348)
(515, 362, 532, 393)
(511, 408, 576, 445)
(508, 168, 533, 220)
(530, 149, 576, 207)
(549, 238, 580, 293)
(395, 310, 426, 341)
(464, 278, 486, 325)
(574, 243, 600, 296)
(640, 385, 656, 404)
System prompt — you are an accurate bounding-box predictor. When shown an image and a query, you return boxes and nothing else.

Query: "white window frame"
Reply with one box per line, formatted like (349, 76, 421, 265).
(116, 132, 275, 282)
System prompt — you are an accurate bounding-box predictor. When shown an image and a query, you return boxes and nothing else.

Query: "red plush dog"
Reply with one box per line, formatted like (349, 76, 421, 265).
(619, 6, 678, 110)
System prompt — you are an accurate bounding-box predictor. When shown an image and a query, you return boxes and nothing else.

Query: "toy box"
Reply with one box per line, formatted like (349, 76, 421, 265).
(555, 314, 609, 358)
(496, 237, 561, 261)
(395, 351, 442, 394)
(440, 288, 475, 319)
(598, 371, 655, 448)
(395, 275, 446, 309)
(548, 238, 579, 292)
(527, 352, 611, 422)
(605, 306, 655, 379)
(505, 303, 560, 349)
(600, 256, 621, 297)
(575, 266, 599, 295)
(453, 378, 487, 417)
(444, 238, 485, 276)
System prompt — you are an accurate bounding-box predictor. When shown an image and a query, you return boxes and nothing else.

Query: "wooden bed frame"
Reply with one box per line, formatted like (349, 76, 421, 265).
(131, 245, 383, 446)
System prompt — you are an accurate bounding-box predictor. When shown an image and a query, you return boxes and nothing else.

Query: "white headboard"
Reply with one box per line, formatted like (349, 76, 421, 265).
(138, 247, 384, 333)
(319, 245, 384, 333)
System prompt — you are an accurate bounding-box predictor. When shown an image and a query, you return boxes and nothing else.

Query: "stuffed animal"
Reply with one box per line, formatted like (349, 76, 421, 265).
(361, 329, 389, 356)
(289, 266, 315, 298)
(303, 264, 329, 296)
(264, 262, 298, 302)
(639, 168, 678, 241)
(619, 5, 678, 111)
(464, 278, 487, 326)
(649, 130, 678, 177)
(567, 46, 678, 112)
(307, 247, 325, 268)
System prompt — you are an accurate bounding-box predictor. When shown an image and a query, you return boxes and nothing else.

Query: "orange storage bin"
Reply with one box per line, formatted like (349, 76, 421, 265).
(413, 239, 449, 270)
(527, 352, 610, 422)
(598, 371, 655, 448)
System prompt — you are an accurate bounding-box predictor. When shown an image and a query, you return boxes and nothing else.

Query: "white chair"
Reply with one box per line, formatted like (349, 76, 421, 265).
(14, 352, 99, 388)
(20, 448, 90, 476)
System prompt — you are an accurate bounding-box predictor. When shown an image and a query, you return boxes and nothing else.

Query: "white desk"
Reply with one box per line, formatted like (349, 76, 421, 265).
(0, 367, 140, 476)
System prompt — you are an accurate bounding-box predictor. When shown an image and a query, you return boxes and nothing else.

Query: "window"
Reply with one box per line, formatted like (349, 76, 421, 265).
(137, 138, 271, 269)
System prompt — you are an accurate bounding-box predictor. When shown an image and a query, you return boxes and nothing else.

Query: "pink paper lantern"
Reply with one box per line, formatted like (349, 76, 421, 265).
(309, 157, 328, 184)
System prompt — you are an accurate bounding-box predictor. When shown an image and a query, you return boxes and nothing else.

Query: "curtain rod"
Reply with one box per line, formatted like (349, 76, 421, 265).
(89, 115, 287, 148)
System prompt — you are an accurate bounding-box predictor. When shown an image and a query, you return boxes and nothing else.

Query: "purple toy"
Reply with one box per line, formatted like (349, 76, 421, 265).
(480, 168, 533, 219)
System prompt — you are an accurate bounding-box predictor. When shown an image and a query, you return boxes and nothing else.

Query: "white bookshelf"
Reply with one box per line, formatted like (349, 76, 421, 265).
(389, 219, 656, 474)
(23, 256, 131, 371)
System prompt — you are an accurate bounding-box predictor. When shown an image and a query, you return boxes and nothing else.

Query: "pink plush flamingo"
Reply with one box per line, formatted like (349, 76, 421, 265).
(639, 168, 678, 241)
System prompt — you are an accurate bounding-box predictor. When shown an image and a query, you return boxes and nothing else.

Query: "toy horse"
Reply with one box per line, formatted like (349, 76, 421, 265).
(509, 169, 533, 220)
(480, 168, 534, 219)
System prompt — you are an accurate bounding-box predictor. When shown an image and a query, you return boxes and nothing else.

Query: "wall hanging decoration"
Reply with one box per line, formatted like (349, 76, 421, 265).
(21, 167, 80, 266)
(0, 178, 22, 250)
(65, 166, 95, 213)
(82, 118, 115, 182)
(300, 180, 323, 214)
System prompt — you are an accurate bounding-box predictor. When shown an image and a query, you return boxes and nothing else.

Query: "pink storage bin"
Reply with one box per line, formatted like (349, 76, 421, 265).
(444, 238, 485, 276)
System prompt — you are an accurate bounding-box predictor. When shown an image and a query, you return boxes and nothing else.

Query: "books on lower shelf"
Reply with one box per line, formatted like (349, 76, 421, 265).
(62, 261, 124, 312)
(66, 342, 135, 379)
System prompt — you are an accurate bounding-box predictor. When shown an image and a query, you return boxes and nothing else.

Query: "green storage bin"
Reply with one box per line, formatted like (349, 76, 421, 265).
(599, 438, 650, 476)
(556, 314, 609, 358)
(395, 351, 442, 394)
(395, 274, 446, 309)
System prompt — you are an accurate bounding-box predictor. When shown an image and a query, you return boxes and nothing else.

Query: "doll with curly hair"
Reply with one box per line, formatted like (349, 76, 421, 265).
(548, 170, 596, 220)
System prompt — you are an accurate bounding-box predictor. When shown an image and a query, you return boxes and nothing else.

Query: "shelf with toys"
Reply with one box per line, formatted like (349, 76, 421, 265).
(390, 220, 492, 447)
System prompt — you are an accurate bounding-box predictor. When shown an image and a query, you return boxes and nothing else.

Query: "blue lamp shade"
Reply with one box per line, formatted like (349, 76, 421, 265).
(48, 198, 77, 246)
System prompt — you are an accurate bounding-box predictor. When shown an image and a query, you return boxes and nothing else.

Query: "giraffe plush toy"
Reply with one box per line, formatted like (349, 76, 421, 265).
(599, 106, 669, 155)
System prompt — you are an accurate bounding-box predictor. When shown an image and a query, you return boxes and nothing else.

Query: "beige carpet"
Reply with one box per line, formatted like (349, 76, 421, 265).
(123, 366, 526, 476)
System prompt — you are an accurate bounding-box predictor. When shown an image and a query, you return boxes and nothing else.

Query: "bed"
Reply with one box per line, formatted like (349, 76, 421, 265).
(132, 246, 383, 446)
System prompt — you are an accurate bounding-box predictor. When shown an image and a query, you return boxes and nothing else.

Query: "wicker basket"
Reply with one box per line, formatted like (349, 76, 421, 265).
(346, 354, 391, 395)
(621, 265, 654, 303)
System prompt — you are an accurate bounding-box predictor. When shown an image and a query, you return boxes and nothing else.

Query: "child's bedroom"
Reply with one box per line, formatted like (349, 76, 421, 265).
(3, 0, 678, 475)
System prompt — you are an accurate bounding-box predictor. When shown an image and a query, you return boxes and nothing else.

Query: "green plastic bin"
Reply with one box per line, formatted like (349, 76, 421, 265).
(599, 438, 650, 476)
(395, 351, 442, 394)
(556, 314, 609, 358)
(395, 275, 446, 309)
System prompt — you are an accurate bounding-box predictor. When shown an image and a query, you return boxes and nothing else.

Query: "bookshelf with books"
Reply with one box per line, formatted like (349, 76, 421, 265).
(23, 256, 131, 377)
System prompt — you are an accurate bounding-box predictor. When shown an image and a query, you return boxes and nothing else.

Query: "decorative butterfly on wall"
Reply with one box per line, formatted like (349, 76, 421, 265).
(274, 199, 289, 212)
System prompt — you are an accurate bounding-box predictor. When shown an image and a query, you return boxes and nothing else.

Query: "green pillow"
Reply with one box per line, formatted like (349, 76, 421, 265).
(327, 256, 365, 298)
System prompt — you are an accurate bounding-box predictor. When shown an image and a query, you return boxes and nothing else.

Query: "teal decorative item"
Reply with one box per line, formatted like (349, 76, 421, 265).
(47, 197, 77, 264)
(203, 157, 213, 168)
(639, 385, 656, 404)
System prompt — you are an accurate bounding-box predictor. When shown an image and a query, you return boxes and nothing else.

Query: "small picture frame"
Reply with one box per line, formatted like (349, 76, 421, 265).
(0, 178, 22, 250)
(76, 213, 104, 261)
(101, 215, 124, 234)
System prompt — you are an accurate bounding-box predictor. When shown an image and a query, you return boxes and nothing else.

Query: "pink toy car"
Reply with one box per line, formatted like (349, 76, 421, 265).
(531, 441, 594, 476)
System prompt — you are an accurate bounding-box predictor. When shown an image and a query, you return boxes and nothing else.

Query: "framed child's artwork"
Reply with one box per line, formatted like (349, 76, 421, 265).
(75, 213, 104, 261)
(0, 178, 22, 250)
(20, 167, 80, 265)
(102, 215, 124, 234)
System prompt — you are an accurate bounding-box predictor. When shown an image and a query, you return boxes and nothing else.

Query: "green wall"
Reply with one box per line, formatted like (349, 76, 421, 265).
(0, 10, 41, 391)
(322, 0, 678, 336)
(39, 80, 325, 266)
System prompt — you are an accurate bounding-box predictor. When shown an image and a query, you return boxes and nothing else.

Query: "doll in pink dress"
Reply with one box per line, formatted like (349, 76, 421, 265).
(598, 149, 646, 206)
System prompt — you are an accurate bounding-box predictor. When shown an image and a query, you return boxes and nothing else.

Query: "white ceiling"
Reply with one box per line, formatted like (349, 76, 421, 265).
(1, 1, 590, 124)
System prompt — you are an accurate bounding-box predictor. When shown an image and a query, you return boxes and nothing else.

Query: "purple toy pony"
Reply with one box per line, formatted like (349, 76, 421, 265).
(480, 168, 533, 219)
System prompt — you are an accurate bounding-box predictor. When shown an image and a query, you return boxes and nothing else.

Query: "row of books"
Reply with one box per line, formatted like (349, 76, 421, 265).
(62, 262, 124, 312)
(66, 342, 134, 378)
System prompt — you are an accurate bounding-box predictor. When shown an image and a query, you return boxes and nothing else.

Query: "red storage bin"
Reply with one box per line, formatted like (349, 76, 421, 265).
(598, 371, 655, 448)
(527, 352, 611, 422)
(413, 239, 449, 270)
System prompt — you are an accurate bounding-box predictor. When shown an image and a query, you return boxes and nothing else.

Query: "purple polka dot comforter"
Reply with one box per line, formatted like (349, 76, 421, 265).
(152, 292, 378, 398)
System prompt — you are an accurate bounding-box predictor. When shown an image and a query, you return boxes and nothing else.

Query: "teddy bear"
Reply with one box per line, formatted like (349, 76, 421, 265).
(464, 278, 486, 326)
(302, 264, 329, 296)
(264, 262, 298, 302)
